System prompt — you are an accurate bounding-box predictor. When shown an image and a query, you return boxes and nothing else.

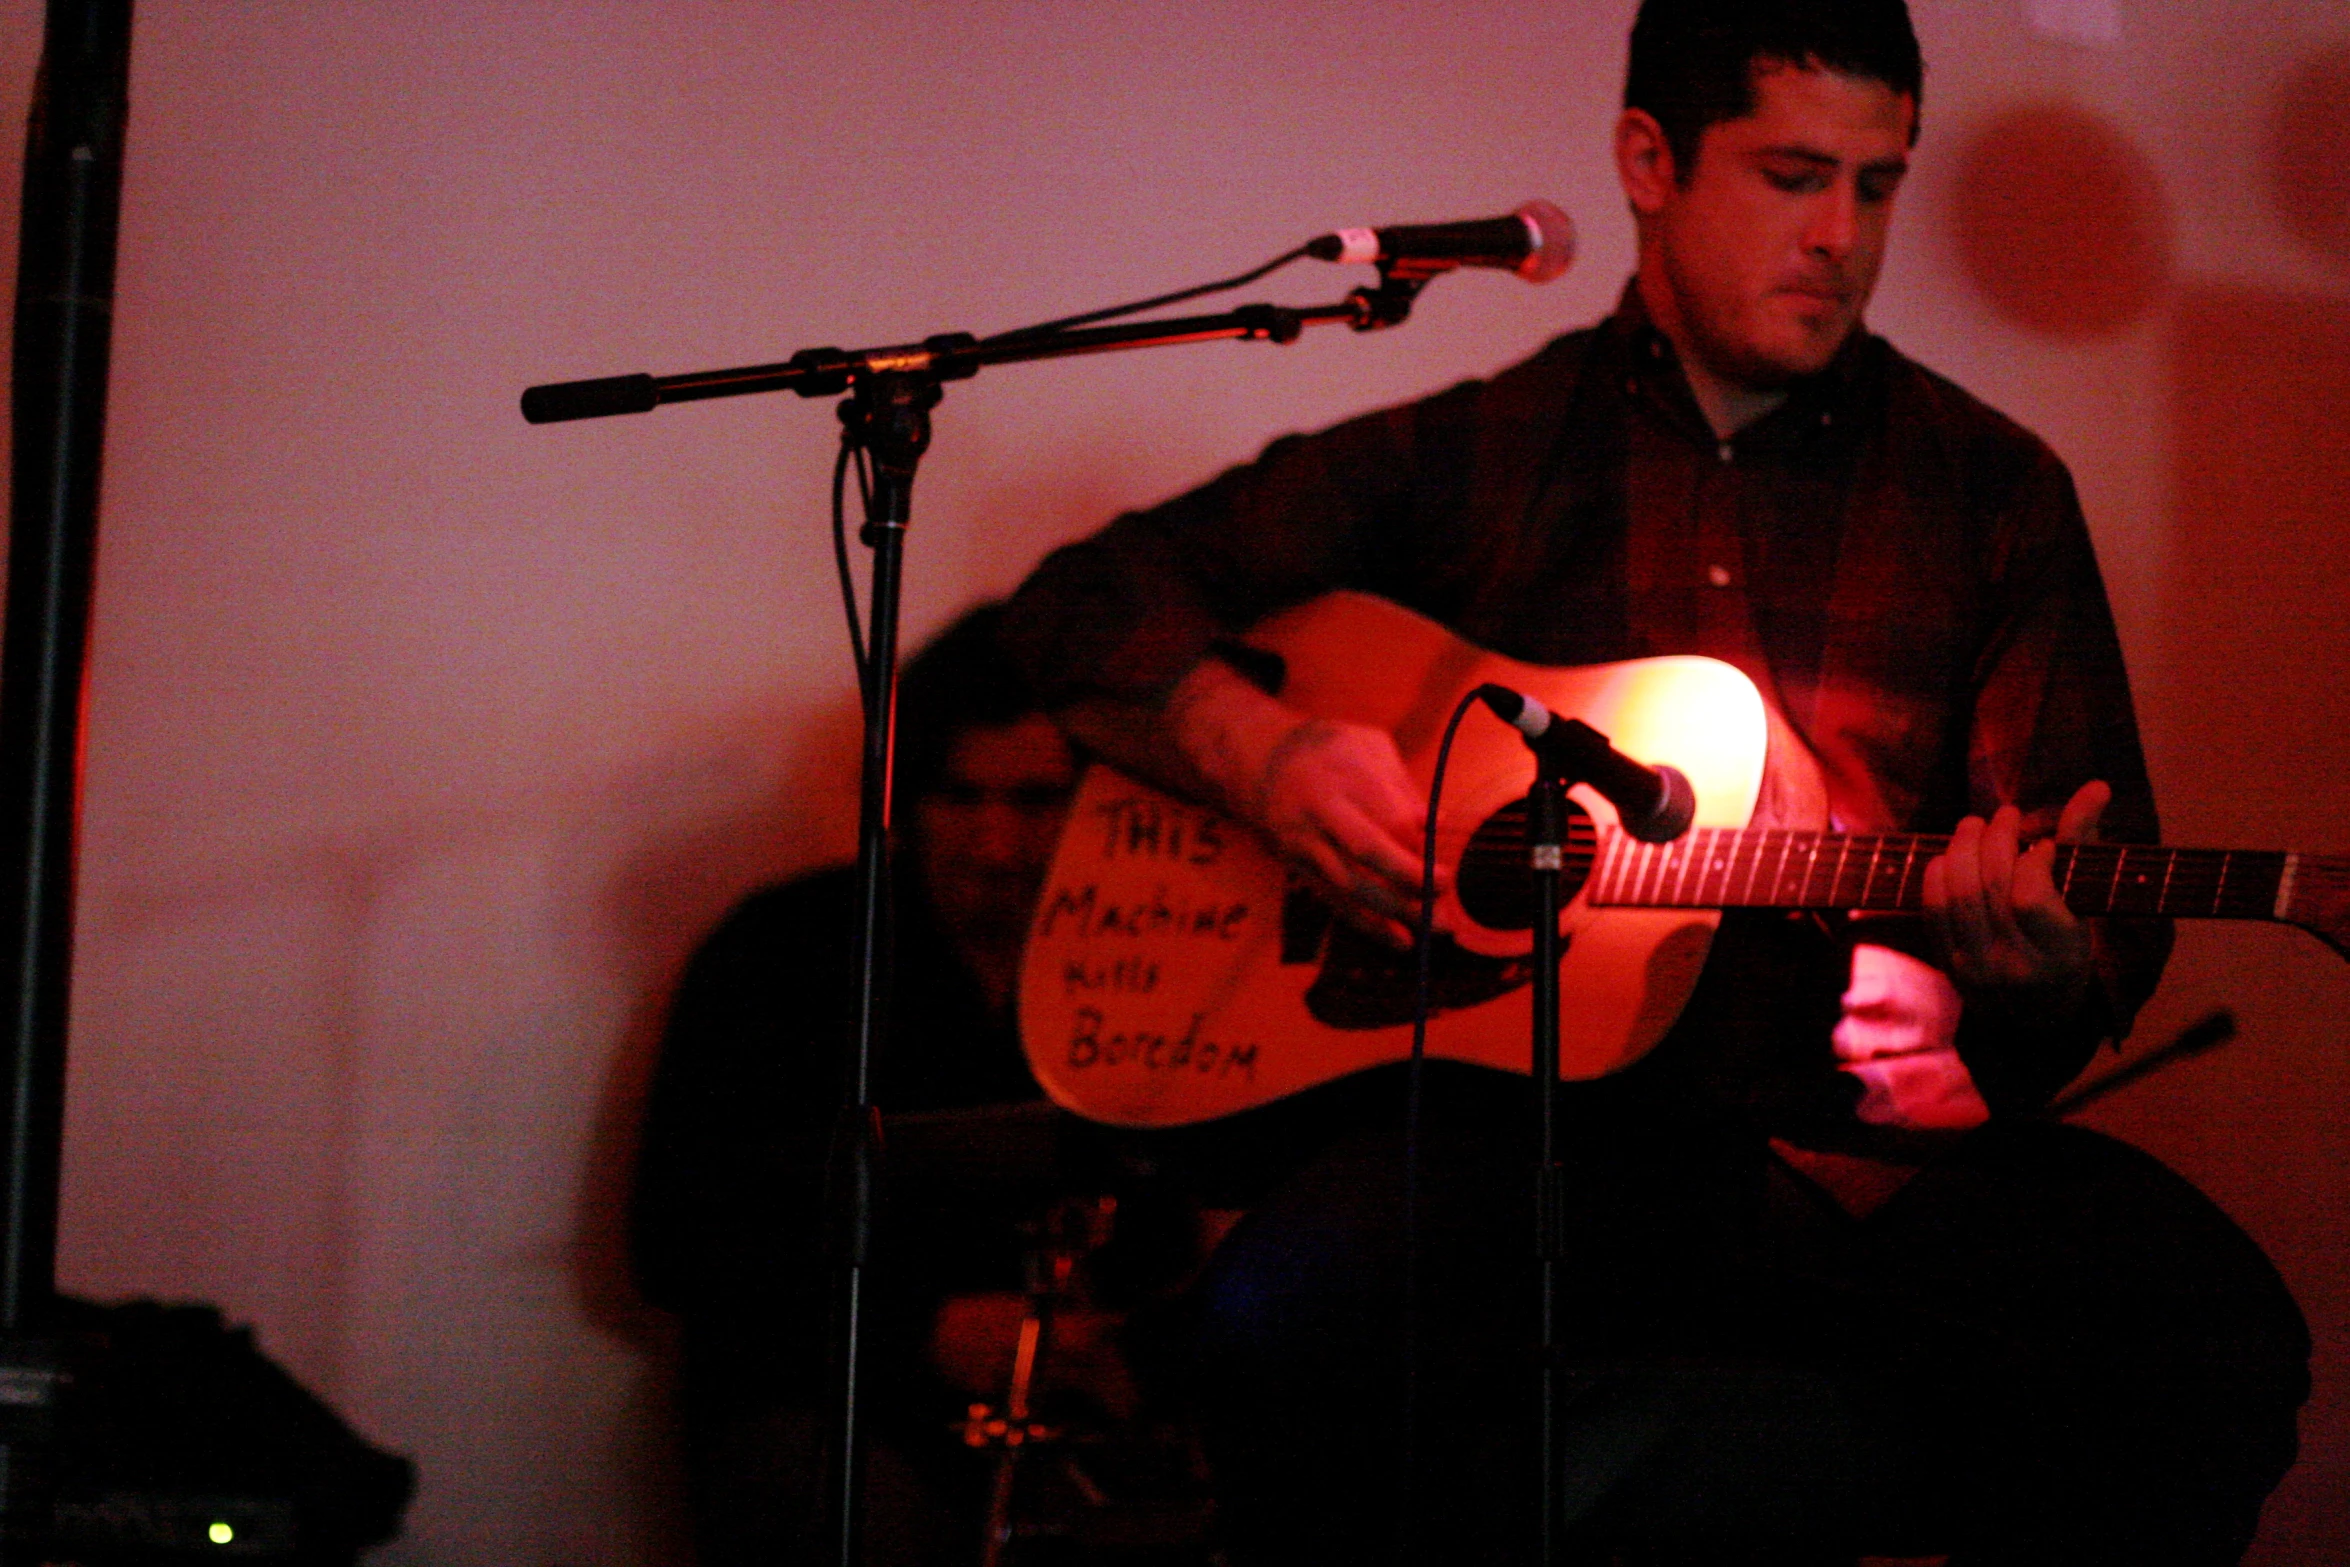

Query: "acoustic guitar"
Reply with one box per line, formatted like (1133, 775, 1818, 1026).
(1018, 593, 2349, 1129)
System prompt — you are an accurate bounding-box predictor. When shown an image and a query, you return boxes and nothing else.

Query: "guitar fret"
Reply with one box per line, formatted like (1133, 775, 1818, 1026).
(1692, 831, 1721, 906)
(1641, 837, 1669, 905)
(1861, 838, 1893, 910)
(1677, 833, 1704, 907)
(1739, 829, 1772, 907)
(1630, 839, 1662, 907)
(1706, 830, 1737, 905)
(1670, 834, 1701, 907)
(1668, 832, 1702, 906)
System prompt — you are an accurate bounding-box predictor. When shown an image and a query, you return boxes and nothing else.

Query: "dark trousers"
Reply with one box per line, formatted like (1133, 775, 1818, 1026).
(1193, 1068, 2309, 1566)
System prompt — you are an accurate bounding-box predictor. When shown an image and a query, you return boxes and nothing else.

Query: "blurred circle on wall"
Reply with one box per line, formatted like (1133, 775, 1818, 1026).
(2268, 48, 2350, 272)
(1951, 103, 2173, 340)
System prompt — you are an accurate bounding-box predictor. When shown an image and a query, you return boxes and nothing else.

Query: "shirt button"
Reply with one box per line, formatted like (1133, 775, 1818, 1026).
(1707, 564, 1732, 588)
(1716, 441, 1734, 463)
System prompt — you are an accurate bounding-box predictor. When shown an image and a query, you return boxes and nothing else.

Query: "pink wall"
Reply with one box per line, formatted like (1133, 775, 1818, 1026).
(2, 2, 2345, 1562)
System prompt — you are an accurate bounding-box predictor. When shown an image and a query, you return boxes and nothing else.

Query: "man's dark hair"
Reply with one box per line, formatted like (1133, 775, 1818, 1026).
(892, 602, 1048, 799)
(1626, 0, 1924, 181)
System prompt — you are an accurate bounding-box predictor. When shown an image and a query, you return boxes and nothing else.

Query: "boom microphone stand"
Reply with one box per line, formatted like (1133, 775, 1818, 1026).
(524, 267, 1428, 1567)
(1502, 709, 1691, 1566)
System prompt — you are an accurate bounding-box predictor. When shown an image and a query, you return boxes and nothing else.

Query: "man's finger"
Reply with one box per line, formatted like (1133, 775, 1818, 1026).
(1934, 815, 1994, 966)
(1295, 828, 1420, 948)
(1971, 805, 2035, 962)
(2057, 778, 2111, 844)
(1321, 801, 1430, 900)
(2009, 836, 2061, 915)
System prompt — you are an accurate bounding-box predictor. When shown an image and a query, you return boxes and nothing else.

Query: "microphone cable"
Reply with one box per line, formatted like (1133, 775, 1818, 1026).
(1401, 686, 1489, 1559)
(980, 244, 1314, 349)
(831, 419, 876, 686)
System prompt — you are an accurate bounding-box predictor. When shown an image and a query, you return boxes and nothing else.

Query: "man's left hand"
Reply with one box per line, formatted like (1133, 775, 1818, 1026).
(1923, 779, 2108, 1008)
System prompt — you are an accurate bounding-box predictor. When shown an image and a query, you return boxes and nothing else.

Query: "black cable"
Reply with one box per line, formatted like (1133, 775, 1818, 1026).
(980, 243, 1315, 347)
(831, 431, 868, 685)
(1402, 687, 1486, 1558)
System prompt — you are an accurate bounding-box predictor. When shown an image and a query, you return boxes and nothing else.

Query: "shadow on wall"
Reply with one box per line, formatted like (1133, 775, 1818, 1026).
(1950, 101, 2173, 338)
(570, 689, 863, 1344)
(1950, 63, 2350, 1567)
(559, 687, 862, 1567)
(2269, 49, 2350, 272)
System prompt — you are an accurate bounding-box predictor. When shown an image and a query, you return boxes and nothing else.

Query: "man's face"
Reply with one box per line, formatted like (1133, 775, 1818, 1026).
(1627, 62, 1914, 388)
(912, 713, 1078, 947)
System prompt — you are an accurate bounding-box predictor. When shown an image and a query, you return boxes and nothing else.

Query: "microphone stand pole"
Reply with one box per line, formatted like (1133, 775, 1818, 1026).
(823, 370, 935, 1567)
(522, 268, 1427, 1567)
(1525, 771, 1568, 1567)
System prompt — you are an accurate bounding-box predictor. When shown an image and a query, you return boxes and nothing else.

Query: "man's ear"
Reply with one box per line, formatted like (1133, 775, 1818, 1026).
(1615, 107, 1678, 215)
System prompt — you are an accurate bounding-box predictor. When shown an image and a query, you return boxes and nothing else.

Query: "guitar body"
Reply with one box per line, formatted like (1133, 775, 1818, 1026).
(1019, 593, 1782, 1129)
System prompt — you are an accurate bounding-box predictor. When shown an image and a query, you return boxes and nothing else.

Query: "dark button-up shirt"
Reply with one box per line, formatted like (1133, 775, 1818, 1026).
(1005, 284, 2168, 1137)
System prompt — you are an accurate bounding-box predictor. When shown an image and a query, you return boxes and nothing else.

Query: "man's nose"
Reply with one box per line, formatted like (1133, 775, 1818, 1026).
(1805, 181, 1859, 261)
(967, 802, 1033, 865)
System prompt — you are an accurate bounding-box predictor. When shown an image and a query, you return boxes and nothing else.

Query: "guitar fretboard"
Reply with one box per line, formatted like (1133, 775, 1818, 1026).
(1587, 829, 2298, 921)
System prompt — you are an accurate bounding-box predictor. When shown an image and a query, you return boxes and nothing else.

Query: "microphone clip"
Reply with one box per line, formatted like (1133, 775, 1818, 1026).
(1345, 267, 1427, 332)
(1475, 684, 1697, 844)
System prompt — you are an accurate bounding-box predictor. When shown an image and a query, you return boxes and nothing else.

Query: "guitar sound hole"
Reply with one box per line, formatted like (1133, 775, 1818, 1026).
(1457, 796, 1596, 930)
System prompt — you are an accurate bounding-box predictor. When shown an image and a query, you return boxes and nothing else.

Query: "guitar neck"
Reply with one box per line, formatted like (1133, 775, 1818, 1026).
(1587, 828, 2344, 925)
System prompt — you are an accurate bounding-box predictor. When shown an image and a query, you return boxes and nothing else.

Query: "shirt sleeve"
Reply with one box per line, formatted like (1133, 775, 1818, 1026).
(1001, 391, 1466, 707)
(1952, 443, 2173, 1111)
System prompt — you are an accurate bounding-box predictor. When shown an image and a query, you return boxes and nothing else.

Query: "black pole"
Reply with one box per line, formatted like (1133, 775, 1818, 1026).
(4, 0, 130, 1331)
(0, 0, 134, 1553)
(824, 370, 939, 1567)
(1525, 776, 1566, 1566)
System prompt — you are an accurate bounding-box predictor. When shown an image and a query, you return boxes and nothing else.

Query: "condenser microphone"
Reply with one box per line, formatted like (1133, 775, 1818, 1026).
(1305, 199, 1576, 283)
(1475, 685, 1695, 844)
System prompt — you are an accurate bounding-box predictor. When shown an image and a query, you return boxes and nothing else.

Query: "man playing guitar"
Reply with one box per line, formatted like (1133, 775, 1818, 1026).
(1000, 2, 2312, 1563)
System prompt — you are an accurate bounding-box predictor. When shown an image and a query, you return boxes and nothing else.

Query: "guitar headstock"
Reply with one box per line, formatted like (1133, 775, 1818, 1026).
(2283, 854, 2350, 961)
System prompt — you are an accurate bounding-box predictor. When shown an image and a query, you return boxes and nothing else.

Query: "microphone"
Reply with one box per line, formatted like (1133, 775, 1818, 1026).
(1305, 199, 1576, 283)
(1475, 685, 1695, 844)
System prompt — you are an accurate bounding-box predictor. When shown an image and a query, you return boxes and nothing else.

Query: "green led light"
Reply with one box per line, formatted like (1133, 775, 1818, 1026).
(208, 1522, 236, 1546)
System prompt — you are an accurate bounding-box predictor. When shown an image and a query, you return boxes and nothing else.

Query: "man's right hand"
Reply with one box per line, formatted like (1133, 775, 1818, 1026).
(1062, 655, 1433, 947)
(1165, 657, 1431, 947)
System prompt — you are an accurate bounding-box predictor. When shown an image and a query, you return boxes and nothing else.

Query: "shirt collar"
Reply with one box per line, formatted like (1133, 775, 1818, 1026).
(1602, 277, 1874, 457)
